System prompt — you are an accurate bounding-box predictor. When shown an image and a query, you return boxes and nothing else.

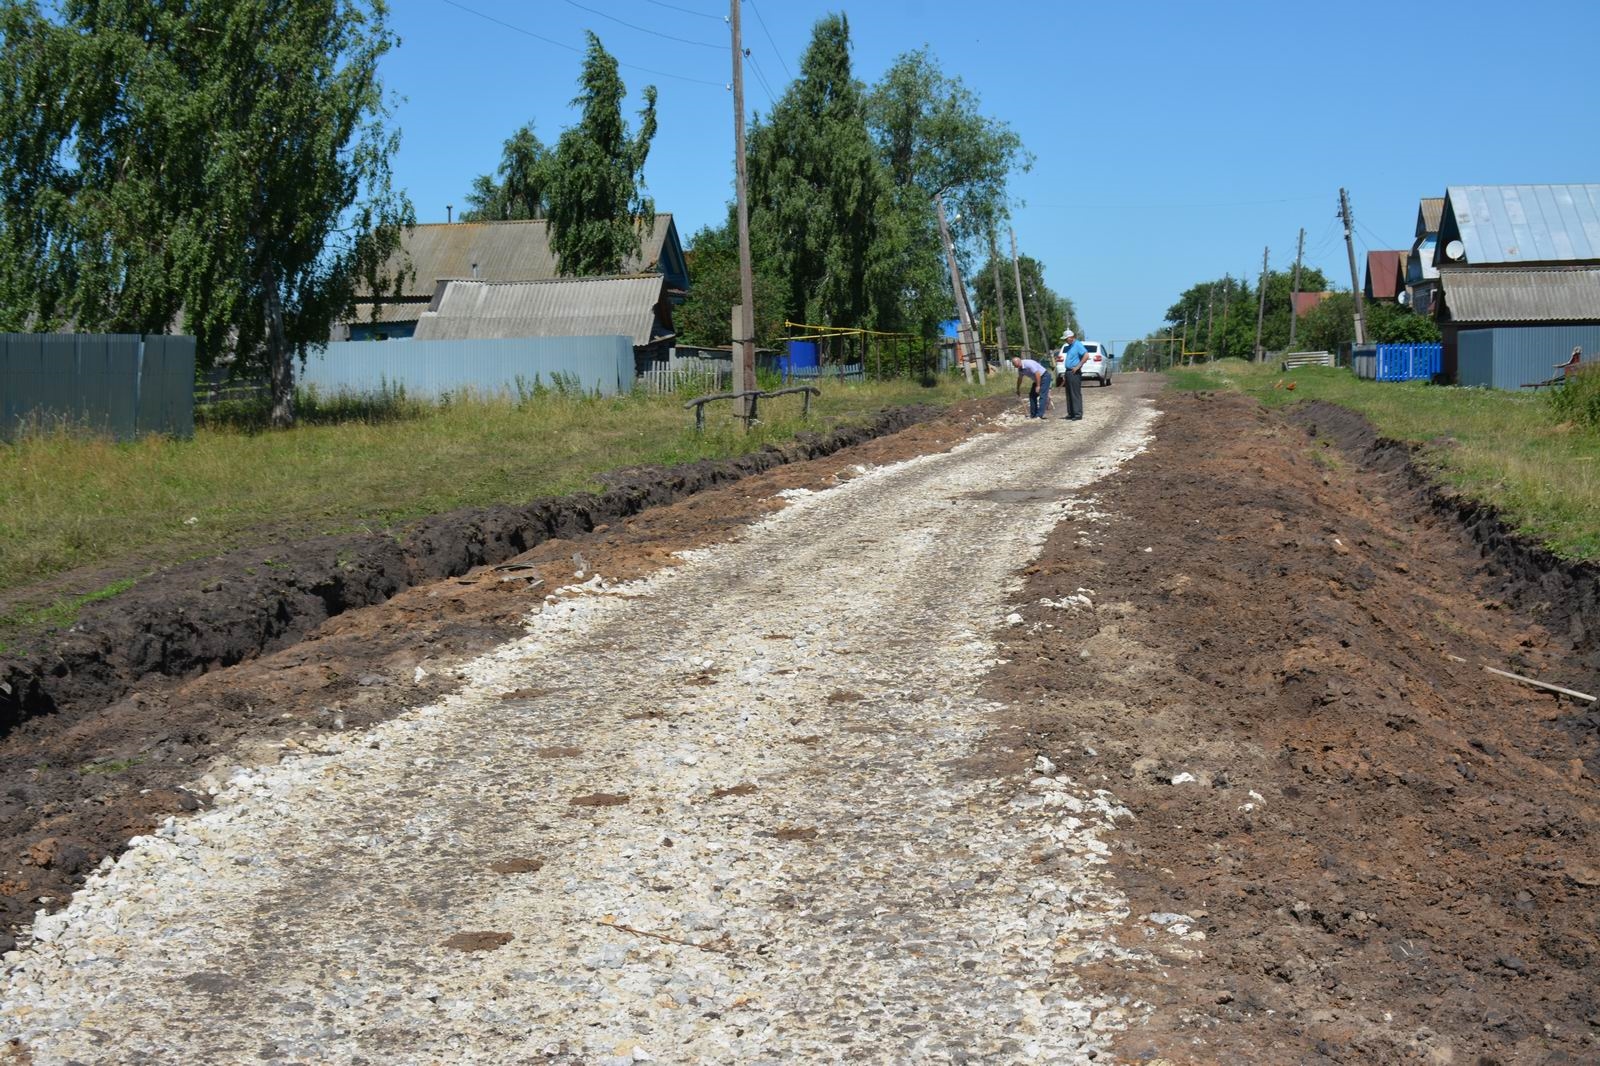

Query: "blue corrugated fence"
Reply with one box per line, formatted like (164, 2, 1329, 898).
(304, 336, 635, 399)
(1374, 343, 1441, 382)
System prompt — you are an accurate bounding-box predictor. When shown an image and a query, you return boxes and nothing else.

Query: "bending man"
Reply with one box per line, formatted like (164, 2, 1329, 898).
(1012, 355, 1052, 419)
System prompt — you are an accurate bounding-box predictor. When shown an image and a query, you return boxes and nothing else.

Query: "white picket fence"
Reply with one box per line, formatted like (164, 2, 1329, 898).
(640, 360, 731, 395)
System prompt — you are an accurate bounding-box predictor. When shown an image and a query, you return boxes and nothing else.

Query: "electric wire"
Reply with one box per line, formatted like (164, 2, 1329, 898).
(747, 51, 779, 111)
(440, 0, 725, 86)
(746, 0, 793, 81)
(1030, 193, 1325, 211)
(559, 0, 723, 50)
(641, 0, 725, 21)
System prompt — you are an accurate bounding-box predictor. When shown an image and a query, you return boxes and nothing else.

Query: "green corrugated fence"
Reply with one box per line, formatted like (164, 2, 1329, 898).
(0, 333, 195, 441)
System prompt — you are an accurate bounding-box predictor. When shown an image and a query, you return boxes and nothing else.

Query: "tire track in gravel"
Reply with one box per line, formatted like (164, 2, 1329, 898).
(3, 382, 1161, 1065)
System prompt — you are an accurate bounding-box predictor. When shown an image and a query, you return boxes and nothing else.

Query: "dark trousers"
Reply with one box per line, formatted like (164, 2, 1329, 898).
(1063, 369, 1083, 419)
(1029, 371, 1053, 417)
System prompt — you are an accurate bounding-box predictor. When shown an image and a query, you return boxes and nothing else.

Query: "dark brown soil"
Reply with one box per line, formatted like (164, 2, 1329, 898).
(0, 399, 1005, 951)
(988, 390, 1600, 1064)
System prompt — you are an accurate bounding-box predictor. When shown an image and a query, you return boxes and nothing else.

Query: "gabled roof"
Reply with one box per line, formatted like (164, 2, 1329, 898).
(411, 274, 671, 345)
(1438, 266, 1600, 323)
(376, 216, 687, 299)
(1438, 185, 1600, 267)
(1292, 291, 1332, 318)
(1416, 197, 1444, 239)
(1364, 250, 1407, 300)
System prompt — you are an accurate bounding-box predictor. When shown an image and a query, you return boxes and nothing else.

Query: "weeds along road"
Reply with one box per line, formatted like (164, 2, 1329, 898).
(2, 381, 1161, 1065)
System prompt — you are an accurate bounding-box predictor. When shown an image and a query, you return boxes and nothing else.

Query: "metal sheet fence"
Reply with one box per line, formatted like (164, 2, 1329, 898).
(1374, 343, 1441, 382)
(1457, 326, 1600, 390)
(1, 333, 195, 441)
(782, 362, 865, 383)
(304, 336, 635, 399)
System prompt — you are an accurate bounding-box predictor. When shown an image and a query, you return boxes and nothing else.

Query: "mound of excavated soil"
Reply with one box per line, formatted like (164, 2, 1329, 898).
(988, 390, 1600, 1063)
(0, 404, 948, 737)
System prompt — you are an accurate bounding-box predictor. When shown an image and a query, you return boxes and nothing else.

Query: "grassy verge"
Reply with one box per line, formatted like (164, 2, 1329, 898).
(1168, 359, 1600, 561)
(0, 376, 1007, 610)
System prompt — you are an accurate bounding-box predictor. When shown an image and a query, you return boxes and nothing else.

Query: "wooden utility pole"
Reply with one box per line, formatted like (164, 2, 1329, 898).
(1205, 287, 1215, 357)
(1340, 187, 1367, 345)
(1008, 227, 1032, 356)
(730, 1, 757, 418)
(988, 232, 1009, 364)
(935, 196, 978, 382)
(1253, 245, 1269, 361)
(1288, 226, 1305, 350)
(1218, 275, 1232, 358)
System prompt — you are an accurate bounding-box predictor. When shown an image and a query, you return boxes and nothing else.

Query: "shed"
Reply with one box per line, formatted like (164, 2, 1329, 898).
(1436, 265, 1600, 384)
(411, 274, 676, 361)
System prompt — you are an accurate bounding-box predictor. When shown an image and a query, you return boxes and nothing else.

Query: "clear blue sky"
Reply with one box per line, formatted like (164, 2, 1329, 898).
(382, 0, 1600, 348)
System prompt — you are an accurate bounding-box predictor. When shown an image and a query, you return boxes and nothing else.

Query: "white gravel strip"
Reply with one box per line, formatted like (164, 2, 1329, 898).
(3, 394, 1159, 1065)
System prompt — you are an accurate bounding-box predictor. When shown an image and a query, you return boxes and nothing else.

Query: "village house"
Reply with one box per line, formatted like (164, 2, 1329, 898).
(1430, 184, 1600, 387)
(335, 215, 690, 342)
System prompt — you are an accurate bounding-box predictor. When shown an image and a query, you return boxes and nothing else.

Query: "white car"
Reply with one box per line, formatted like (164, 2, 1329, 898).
(1055, 341, 1114, 386)
(1080, 341, 1113, 386)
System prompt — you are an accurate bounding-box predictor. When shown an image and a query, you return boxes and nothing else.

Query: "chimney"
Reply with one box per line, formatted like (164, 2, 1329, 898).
(446, 204, 453, 224)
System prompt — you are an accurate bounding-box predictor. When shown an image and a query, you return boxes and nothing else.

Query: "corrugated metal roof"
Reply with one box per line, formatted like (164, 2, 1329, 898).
(1365, 250, 1406, 299)
(1291, 291, 1332, 317)
(377, 216, 678, 297)
(1416, 197, 1444, 238)
(1441, 185, 1600, 266)
(1439, 266, 1600, 323)
(346, 301, 430, 325)
(412, 274, 668, 344)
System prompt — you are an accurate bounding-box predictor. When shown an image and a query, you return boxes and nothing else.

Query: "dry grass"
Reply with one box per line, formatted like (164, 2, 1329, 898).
(1168, 359, 1600, 560)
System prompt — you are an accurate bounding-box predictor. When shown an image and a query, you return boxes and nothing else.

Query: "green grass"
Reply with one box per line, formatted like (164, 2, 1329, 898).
(2, 577, 139, 632)
(0, 377, 1006, 610)
(1168, 359, 1600, 560)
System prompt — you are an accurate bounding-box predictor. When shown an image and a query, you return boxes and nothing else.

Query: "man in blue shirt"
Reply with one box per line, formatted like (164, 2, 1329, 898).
(1058, 329, 1087, 421)
(1011, 356, 1052, 418)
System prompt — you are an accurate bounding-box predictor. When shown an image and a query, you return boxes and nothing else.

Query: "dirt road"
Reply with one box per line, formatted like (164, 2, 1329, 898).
(2, 383, 1162, 1063)
(7, 377, 1600, 1064)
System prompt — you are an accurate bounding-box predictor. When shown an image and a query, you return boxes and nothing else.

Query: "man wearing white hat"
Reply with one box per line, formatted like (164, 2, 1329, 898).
(1058, 328, 1087, 421)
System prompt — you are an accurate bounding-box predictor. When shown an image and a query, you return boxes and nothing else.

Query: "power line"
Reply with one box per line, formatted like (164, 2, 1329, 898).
(440, 0, 725, 86)
(641, 0, 725, 20)
(746, 0, 792, 81)
(746, 51, 779, 111)
(1031, 193, 1326, 211)
(560, 0, 723, 49)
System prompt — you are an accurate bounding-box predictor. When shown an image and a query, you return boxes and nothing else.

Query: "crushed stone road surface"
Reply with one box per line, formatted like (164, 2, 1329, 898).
(3, 387, 1159, 1065)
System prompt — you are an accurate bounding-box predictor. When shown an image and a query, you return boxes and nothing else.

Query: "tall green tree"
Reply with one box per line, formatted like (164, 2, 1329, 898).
(973, 253, 1076, 354)
(462, 123, 552, 222)
(547, 32, 657, 276)
(676, 218, 785, 349)
(0, 0, 411, 427)
(746, 14, 897, 331)
(865, 47, 1031, 340)
(866, 48, 1029, 246)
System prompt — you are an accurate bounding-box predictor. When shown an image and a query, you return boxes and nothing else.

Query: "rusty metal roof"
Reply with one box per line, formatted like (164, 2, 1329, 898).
(1439, 266, 1600, 323)
(1291, 291, 1332, 317)
(379, 216, 680, 298)
(411, 275, 669, 345)
(1440, 185, 1600, 266)
(1365, 250, 1406, 300)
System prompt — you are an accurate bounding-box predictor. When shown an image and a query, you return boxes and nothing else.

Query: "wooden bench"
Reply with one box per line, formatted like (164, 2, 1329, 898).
(684, 385, 822, 431)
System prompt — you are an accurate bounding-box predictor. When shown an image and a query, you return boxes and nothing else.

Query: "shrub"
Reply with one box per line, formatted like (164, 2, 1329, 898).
(1547, 365, 1600, 431)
